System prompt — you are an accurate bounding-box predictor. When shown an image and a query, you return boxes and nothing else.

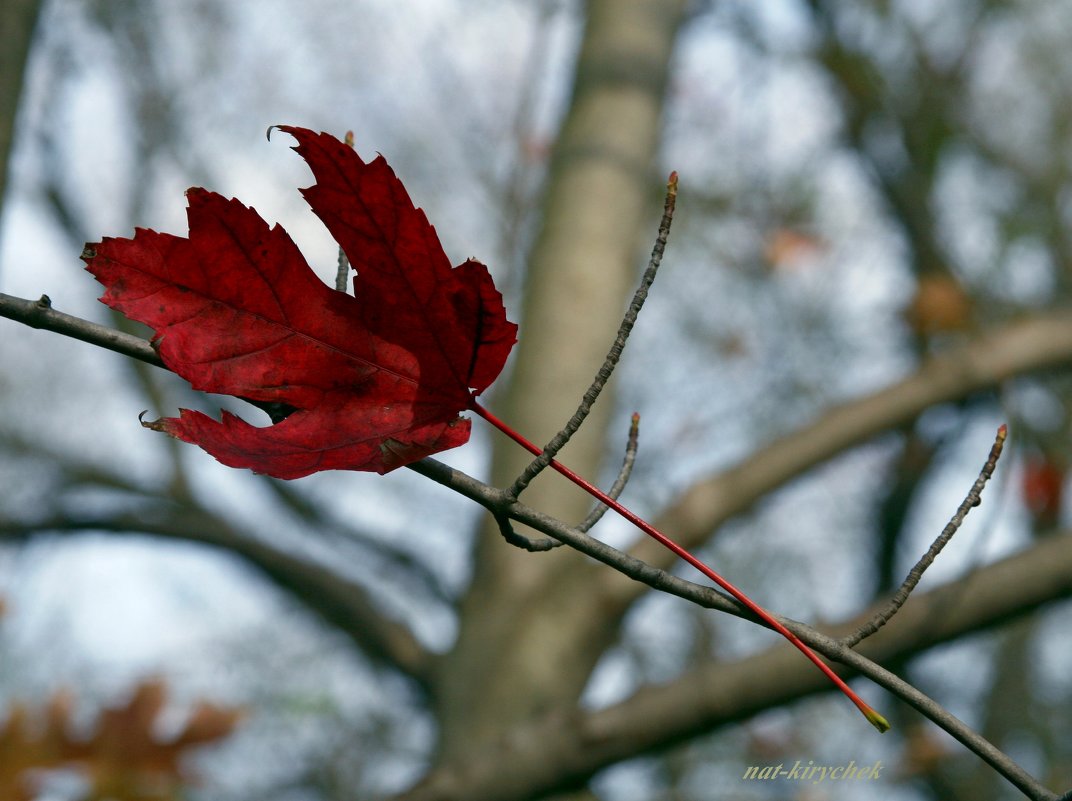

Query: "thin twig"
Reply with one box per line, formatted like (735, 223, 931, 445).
(843, 423, 1008, 648)
(0, 292, 294, 423)
(752, 629, 1059, 801)
(505, 172, 678, 499)
(495, 409, 640, 545)
(335, 243, 350, 292)
(335, 130, 356, 292)
(0, 292, 163, 367)
(0, 295, 1060, 796)
(494, 512, 561, 551)
(579, 412, 641, 532)
(407, 455, 1062, 801)
(478, 399, 892, 731)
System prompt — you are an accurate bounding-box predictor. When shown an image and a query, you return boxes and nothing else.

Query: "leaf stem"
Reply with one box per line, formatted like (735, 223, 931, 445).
(470, 398, 890, 733)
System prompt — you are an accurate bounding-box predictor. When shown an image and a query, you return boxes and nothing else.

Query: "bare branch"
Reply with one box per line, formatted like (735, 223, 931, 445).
(579, 412, 640, 532)
(407, 456, 737, 615)
(844, 423, 1008, 647)
(627, 312, 1072, 573)
(493, 512, 561, 552)
(392, 533, 1072, 801)
(335, 130, 356, 292)
(0, 291, 163, 366)
(0, 292, 294, 422)
(4, 288, 1069, 798)
(506, 173, 677, 498)
(8, 297, 1070, 568)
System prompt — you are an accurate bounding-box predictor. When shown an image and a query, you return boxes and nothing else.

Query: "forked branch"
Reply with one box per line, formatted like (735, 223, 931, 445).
(579, 411, 641, 532)
(406, 456, 1066, 801)
(505, 172, 677, 499)
(0, 293, 1067, 797)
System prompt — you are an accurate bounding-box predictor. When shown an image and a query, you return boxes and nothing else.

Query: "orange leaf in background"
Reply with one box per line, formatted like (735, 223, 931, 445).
(83, 126, 517, 479)
(763, 228, 824, 270)
(0, 679, 243, 801)
(0, 703, 44, 801)
(905, 274, 973, 335)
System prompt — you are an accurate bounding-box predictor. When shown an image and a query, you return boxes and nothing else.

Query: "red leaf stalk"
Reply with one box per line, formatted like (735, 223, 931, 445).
(471, 399, 889, 733)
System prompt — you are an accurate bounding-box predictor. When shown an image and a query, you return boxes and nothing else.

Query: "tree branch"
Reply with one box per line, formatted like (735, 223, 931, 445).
(407, 456, 1065, 799)
(0, 507, 437, 690)
(0, 0, 43, 213)
(506, 173, 676, 497)
(390, 533, 1072, 801)
(844, 423, 1007, 647)
(578, 412, 640, 532)
(625, 312, 1072, 576)
(4, 291, 1069, 798)
(0, 292, 163, 366)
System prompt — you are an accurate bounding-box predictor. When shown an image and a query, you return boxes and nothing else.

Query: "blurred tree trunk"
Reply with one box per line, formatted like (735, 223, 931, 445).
(0, 0, 42, 217)
(433, 0, 687, 768)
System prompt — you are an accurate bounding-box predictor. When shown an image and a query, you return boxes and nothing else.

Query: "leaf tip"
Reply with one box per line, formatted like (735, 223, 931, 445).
(138, 410, 169, 433)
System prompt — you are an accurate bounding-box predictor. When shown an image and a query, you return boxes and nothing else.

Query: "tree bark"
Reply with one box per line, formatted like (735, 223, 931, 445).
(0, 0, 42, 217)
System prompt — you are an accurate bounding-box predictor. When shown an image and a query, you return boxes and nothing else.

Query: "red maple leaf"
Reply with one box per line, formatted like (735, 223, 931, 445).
(82, 126, 517, 478)
(79, 142, 894, 731)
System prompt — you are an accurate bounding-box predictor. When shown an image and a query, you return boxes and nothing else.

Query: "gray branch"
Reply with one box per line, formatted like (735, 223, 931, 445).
(390, 525, 1072, 801)
(627, 311, 1072, 573)
(4, 292, 1070, 799)
(0, 292, 163, 366)
(506, 174, 676, 498)
(844, 423, 1008, 647)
